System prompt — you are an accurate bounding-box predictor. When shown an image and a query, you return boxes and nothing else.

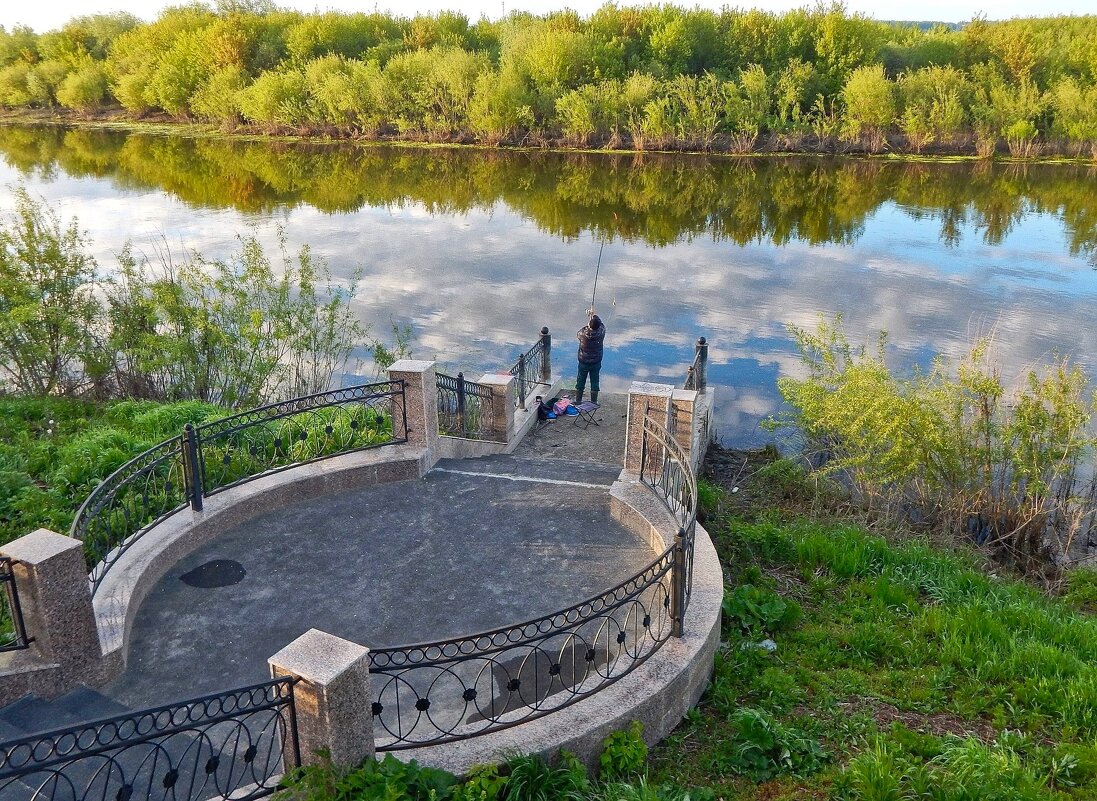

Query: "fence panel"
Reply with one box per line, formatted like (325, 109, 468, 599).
(0, 557, 30, 652)
(436, 372, 496, 440)
(197, 382, 407, 498)
(369, 549, 675, 750)
(71, 437, 189, 592)
(71, 382, 407, 593)
(0, 678, 299, 801)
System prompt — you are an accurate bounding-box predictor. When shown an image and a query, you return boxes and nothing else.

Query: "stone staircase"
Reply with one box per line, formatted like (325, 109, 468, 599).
(0, 686, 130, 800)
(431, 453, 622, 487)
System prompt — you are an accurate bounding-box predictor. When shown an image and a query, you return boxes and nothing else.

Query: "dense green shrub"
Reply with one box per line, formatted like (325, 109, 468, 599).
(773, 317, 1097, 568)
(0, 191, 369, 407)
(6, 7, 1097, 156)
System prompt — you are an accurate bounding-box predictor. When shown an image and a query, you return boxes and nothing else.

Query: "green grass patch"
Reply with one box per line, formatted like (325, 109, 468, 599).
(0, 396, 225, 548)
(648, 510, 1097, 798)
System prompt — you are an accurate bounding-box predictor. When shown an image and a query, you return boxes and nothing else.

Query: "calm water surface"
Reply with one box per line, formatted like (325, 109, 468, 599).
(2, 125, 1096, 444)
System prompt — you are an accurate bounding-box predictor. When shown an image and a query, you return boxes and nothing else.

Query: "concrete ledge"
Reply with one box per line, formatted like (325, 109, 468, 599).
(0, 652, 63, 706)
(93, 445, 432, 677)
(389, 470, 722, 773)
(435, 375, 567, 460)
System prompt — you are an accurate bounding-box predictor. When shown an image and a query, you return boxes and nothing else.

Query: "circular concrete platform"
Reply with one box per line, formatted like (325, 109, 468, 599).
(105, 456, 653, 709)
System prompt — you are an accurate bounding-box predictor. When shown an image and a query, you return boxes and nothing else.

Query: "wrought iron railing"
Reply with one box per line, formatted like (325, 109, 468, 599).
(683, 336, 708, 392)
(0, 678, 299, 801)
(0, 557, 31, 652)
(369, 546, 676, 750)
(71, 381, 408, 593)
(436, 372, 497, 440)
(639, 413, 698, 624)
(509, 327, 551, 410)
(195, 382, 407, 498)
(366, 408, 699, 751)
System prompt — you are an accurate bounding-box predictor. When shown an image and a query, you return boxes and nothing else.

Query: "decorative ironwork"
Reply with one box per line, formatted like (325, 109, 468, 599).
(436, 372, 497, 440)
(0, 678, 299, 801)
(0, 557, 30, 652)
(683, 336, 708, 392)
(369, 546, 676, 749)
(639, 413, 698, 627)
(71, 437, 190, 592)
(197, 381, 407, 498)
(71, 381, 408, 594)
(509, 330, 550, 411)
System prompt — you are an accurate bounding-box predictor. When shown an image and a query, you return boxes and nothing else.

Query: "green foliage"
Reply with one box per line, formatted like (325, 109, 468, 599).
(840, 64, 896, 151)
(722, 583, 801, 636)
(102, 232, 367, 407)
(502, 752, 589, 801)
(6, 6, 1097, 154)
(281, 752, 456, 801)
(600, 721, 648, 782)
(717, 707, 826, 781)
(0, 397, 224, 547)
(56, 62, 109, 111)
(451, 765, 507, 801)
(774, 316, 1097, 568)
(1063, 568, 1097, 611)
(0, 187, 99, 395)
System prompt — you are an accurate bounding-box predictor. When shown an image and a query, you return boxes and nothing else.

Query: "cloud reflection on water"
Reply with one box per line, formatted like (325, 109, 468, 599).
(2, 149, 1096, 446)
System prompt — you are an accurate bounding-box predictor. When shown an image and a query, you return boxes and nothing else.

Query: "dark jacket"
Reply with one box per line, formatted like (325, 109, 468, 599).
(577, 319, 606, 365)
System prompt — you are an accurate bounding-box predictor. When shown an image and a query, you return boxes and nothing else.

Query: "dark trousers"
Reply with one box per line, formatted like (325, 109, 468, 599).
(576, 361, 600, 401)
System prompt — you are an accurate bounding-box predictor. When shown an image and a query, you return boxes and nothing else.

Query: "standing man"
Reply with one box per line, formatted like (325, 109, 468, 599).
(576, 310, 606, 404)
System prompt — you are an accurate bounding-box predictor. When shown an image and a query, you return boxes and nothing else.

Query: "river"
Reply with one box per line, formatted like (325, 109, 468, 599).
(2, 124, 1096, 444)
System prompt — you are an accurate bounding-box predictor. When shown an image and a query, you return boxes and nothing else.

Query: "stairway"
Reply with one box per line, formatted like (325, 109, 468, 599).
(432, 452, 622, 488)
(0, 686, 130, 800)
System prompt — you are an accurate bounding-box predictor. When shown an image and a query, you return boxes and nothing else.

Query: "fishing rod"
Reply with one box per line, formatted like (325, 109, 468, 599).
(590, 213, 616, 313)
(591, 238, 605, 313)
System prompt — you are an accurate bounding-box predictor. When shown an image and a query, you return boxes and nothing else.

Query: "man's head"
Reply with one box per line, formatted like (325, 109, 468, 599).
(590, 314, 602, 329)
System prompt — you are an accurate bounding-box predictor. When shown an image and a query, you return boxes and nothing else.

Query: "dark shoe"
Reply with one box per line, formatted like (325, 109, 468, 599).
(591, 391, 598, 403)
(575, 392, 584, 404)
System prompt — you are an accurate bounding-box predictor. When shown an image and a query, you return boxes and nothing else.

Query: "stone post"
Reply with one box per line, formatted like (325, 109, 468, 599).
(540, 327, 552, 383)
(388, 360, 439, 455)
(624, 382, 675, 475)
(269, 629, 374, 769)
(671, 389, 698, 458)
(0, 529, 105, 695)
(478, 372, 517, 444)
(694, 337, 708, 393)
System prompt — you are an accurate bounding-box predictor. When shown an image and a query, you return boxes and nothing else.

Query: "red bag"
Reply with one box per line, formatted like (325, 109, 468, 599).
(553, 398, 571, 416)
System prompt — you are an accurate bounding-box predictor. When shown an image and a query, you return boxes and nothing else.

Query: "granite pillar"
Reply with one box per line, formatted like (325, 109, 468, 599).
(269, 629, 374, 769)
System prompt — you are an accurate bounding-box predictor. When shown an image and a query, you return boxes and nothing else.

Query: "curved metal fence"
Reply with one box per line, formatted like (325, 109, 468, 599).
(0, 678, 299, 801)
(369, 546, 675, 750)
(71, 381, 408, 593)
(436, 372, 496, 440)
(196, 382, 407, 498)
(639, 413, 698, 621)
(368, 410, 699, 751)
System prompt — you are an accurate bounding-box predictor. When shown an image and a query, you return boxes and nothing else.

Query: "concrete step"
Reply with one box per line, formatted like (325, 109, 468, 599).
(0, 686, 129, 738)
(434, 453, 621, 487)
(0, 716, 23, 744)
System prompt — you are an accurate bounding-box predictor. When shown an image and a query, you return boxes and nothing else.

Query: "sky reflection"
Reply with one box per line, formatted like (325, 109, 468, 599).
(2, 141, 1096, 446)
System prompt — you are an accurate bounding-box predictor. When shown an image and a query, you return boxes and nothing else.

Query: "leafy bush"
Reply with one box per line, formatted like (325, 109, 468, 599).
(452, 765, 507, 801)
(0, 191, 371, 408)
(600, 721, 648, 782)
(722, 583, 801, 636)
(0, 187, 99, 395)
(774, 316, 1097, 569)
(281, 752, 456, 801)
(716, 707, 826, 780)
(503, 752, 588, 801)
